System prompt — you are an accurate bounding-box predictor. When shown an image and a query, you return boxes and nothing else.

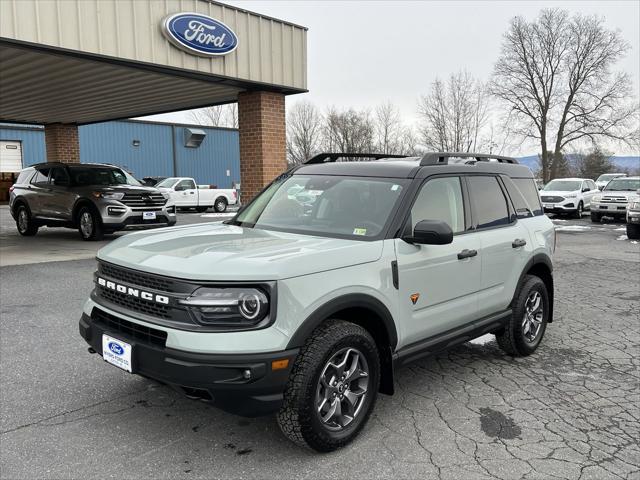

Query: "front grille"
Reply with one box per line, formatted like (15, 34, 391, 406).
(97, 285, 171, 319)
(121, 193, 167, 207)
(99, 262, 177, 292)
(601, 196, 628, 203)
(92, 308, 167, 347)
(541, 196, 565, 203)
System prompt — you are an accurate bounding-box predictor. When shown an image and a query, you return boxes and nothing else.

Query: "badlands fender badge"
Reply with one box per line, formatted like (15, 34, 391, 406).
(410, 293, 420, 305)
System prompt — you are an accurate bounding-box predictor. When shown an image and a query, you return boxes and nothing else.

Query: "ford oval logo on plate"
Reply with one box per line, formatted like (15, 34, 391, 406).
(162, 12, 238, 56)
(108, 342, 124, 356)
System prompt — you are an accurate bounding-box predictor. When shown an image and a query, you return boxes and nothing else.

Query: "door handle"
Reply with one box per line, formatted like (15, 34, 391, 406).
(189, 191, 195, 195)
(457, 249, 477, 260)
(512, 239, 527, 248)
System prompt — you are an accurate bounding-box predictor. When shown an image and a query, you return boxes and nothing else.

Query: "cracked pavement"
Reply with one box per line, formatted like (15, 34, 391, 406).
(1, 214, 639, 479)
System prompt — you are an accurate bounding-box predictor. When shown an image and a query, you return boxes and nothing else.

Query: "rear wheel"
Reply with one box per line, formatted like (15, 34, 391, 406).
(16, 205, 39, 236)
(214, 197, 228, 213)
(627, 223, 640, 240)
(590, 212, 601, 223)
(497, 275, 549, 356)
(78, 206, 104, 241)
(277, 320, 380, 452)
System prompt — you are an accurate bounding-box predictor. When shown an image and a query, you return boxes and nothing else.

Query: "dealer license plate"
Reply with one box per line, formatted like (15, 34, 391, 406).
(143, 211, 156, 220)
(102, 334, 132, 372)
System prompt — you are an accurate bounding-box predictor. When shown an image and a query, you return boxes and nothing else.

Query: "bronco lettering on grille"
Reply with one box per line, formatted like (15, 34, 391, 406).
(97, 277, 169, 305)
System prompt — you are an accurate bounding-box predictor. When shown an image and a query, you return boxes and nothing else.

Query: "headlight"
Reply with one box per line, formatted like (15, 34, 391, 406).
(161, 192, 170, 200)
(592, 195, 602, 203)
(565, 193, 577, 198)
(179, 287, 270, 327)
(93, 191, 125, 200)
(629, 201, 640, 210)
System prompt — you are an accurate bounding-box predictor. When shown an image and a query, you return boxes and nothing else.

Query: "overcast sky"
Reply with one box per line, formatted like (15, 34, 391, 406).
(146, 0, 640, 155)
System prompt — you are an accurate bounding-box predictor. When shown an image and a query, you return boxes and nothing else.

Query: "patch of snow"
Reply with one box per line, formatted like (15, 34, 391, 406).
(552, 219, 567, 222)
(614, 227, 626, 231)
(469, 334, 494, 346)
(616, 235, 628, 241)
(631, 241, 639, 244)
(555, 225, 592, 232)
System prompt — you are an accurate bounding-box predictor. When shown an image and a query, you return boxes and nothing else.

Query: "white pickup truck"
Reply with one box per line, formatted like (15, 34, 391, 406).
(156, 177, 237, 213)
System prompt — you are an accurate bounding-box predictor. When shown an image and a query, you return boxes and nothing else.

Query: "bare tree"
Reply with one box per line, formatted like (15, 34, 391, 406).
(492, 9, 637, 181)
(286, 101, 323, 165)
(418, 71, 489, 153)
(323, 107, 374, 153)
(373, 101, 402, 154)
(189, 104, 238, 128)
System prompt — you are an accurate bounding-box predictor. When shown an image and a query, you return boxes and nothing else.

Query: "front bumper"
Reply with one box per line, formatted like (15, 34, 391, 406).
(79, 309, 298, 417)
(95, 199, 177, 231)
(542, 201, 578, 213)
(591, 203, 628, 215)
(627, 210, 640, 224)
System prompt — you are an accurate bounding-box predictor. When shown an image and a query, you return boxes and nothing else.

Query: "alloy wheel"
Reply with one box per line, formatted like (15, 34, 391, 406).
(522, 291, 544, 342)
(17, 209, 28, 233)
(80, 212, 93, 238)
(315, 348, 369, 431)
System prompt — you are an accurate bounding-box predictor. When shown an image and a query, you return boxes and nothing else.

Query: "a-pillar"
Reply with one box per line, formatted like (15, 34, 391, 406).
(237, 91, 286, 203)
(44, 123, 80, 163)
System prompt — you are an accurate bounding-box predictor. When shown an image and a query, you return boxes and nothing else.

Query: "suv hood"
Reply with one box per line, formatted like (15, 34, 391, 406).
(600, 190, 636, 199)
(540, 189, 580, 196)
(97, 223, 384, 281)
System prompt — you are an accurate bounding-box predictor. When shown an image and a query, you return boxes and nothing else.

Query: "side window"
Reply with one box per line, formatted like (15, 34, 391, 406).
(31, 167, 51, 185)
(410, 177, 465, 234)
(589, 180, 597, 190)
(467, 176, 511, 229)
(503, 177, 532, 219)
(176, 179, 196, 190)
(16, 169, 35, 185)
(50, 167, 70, 186)
(512, 178, 543, 216)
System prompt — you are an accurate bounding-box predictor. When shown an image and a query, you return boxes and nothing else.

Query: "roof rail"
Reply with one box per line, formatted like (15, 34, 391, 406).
(304, 152, 410, 164)
(420, 152, 518, 166)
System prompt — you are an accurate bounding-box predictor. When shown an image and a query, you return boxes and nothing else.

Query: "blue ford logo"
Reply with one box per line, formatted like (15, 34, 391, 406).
(162, 12, 238, 56)
(108, 342, 124, 356)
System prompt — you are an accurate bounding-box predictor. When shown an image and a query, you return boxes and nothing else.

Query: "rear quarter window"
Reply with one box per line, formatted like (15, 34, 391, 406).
(512, 178, 543, 216)
(15, 170, 34, 184)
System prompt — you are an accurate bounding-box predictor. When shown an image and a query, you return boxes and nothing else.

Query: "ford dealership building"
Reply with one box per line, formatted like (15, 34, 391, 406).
(0, 0, 307, 201)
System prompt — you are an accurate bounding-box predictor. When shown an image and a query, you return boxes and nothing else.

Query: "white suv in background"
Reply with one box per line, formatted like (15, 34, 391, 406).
(539, 178, 598, 218)
(595, 173, 627, 191)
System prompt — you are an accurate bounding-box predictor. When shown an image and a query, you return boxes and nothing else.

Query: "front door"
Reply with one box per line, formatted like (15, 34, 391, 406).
(174, 179, 197, 207)
(395, 176, 481, 347)
(48, 167, 74, 220)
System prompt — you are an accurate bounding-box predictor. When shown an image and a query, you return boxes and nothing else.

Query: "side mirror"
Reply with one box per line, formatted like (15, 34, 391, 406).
(404, 220, 453, 245)
(582, 187, 590, 192)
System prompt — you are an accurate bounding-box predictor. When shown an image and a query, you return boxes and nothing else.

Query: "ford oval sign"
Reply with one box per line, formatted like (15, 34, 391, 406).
(162, 12, 238, 57)
(108, 342, 124, 356)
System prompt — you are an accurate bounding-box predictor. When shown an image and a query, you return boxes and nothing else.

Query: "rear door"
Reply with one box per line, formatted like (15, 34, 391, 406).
(174, 179, 198, 207)
(466, 175, 532, 318)
(395, 176, 481, 346)
(29, 166, 53, 217)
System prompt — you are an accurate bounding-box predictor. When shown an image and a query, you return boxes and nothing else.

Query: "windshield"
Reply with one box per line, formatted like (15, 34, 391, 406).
(543, 180, 581, 191)
(69, 167, 141, 186)
(233, 175, 408, 239)
(597, 174, 623, 182)
(603, 178, 640, 191)
(156, 177, 180, 188)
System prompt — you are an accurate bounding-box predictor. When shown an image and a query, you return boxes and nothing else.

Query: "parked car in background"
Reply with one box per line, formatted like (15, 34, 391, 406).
(591, 177, 640, 223)
(156, 177, 237, 212)
(9, 163, 176, 240)
(140, 176, 168, 187)
(626, 191, 640, 240)
(539, 178, 598, 218)
(595, 173, 627, 191)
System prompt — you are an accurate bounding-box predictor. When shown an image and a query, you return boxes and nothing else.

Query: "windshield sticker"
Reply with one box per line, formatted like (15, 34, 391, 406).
(307, 190, 324, 196)
(391, 184, 400, 191)
(353, 228, 367, 236)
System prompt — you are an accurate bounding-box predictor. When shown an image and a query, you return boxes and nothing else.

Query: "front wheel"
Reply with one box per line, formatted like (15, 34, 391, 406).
(78, 206, 104, 241)
(16, 205, 39, 236)
(277, 320, 380, 452)
(214, 197, 228, 213)
(573, 202, 583, 219)
(496, 275, 549, 356)
(627, 223, 640, 240)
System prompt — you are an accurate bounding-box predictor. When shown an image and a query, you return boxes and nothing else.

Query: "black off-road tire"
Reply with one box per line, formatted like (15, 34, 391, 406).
(497, 275, 549, 357)
(78, 206, 104, 241)
(15, 204, 39, 236)
(277, 320, 380, 452)
(627, 223, 640, 240)
(590, 212, 601, 223)
(214, 197, 228, 213)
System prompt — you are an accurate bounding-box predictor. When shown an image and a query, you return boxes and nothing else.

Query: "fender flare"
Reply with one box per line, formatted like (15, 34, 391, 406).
(513, 253, 554, 322)
(286, 293, 398, 350)
(71, 198, 97, 225)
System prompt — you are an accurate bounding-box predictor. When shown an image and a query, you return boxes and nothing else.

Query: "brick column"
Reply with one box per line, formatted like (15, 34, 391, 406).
(238, 91, 286, 203)
(44, 123, 80, 163)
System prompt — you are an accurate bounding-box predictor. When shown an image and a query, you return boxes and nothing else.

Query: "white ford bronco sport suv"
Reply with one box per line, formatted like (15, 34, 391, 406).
(79, 152, 555, 452)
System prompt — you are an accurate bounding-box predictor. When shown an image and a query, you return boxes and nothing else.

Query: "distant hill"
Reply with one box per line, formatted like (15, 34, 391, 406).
(517, 155, 639, 173)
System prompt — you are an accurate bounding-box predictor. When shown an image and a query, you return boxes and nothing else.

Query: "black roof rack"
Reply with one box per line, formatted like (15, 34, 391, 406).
(419, 152, 518, 165)
(304, 153, 410, 164)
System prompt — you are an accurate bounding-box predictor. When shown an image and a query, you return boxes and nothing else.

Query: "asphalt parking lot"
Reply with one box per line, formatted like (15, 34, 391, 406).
(1, 212, 639, 479)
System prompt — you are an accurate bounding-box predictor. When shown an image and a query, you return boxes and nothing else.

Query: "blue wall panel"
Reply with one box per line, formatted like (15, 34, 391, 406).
(79, 121, 174, 179)
(0, 126, 46, 167)
(1, 121, 240, 186)
(174, 127, 240, 188)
